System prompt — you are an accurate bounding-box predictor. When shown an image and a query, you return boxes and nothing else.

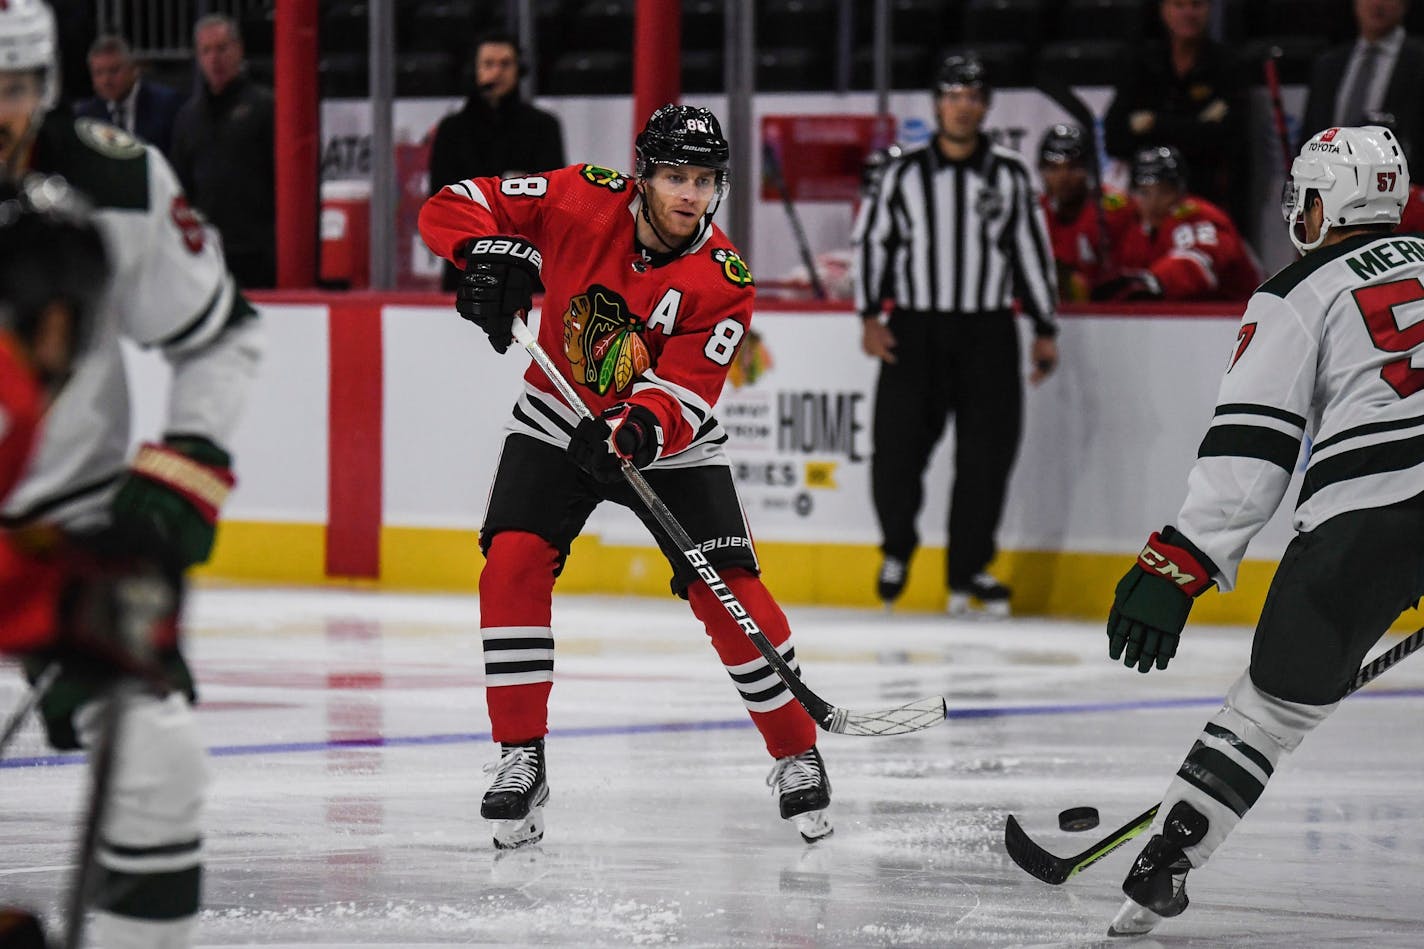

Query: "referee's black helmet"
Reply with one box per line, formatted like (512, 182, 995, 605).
(934, 54, 990, 102)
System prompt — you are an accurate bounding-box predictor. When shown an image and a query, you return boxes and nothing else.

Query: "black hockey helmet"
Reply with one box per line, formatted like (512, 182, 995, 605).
(1130, 145, 1188, 190)
(634, 104, 730, 181)
(1039, 124, 1088, 166)
(934, 53, 989, 101)
(0, 174, 109, 358)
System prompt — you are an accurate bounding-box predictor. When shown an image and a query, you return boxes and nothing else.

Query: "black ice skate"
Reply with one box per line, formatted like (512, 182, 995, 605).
(877, 556, 909, 606)
(767, 746, 833, 842)
(1108, 801, 1208, 937)
(948, 573, 1011, 618)
(481, 739, 549, 850)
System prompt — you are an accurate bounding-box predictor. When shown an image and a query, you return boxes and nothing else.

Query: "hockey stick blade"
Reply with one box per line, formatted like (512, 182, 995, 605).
(1004, 624, 1424, 884)
(1004, 805, 1158, 885)
(510, 317, 947, 737)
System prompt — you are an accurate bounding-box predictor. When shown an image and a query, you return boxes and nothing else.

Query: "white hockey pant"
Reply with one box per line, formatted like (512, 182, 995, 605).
(75, 690, 209, 949)
(1159, 672, 1335, 867)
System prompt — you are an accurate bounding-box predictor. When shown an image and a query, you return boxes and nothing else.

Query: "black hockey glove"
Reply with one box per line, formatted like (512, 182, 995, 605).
(1107, 526, 1216, 673)
(1090, 269, 1163, 302)
(457, 235, 542, 354)
(567, 403, 660, 484)
(110, 435, 235, 570)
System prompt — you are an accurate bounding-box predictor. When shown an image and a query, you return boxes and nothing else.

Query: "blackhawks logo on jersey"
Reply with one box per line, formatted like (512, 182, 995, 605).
(580, 164, 629, 192)
(74, 117, 145, 159)
(712, 248, 754, 287)
(564, 284, 650, 395)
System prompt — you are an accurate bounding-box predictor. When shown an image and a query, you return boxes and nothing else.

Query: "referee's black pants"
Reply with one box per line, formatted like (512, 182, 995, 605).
(870, 310, 1022, 590)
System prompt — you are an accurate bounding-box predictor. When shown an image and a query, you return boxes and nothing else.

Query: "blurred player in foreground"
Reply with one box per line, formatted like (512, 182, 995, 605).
(1102, 125, 1424, 935)
(420, 104, 832, 849)
(0, 1, 263, 945)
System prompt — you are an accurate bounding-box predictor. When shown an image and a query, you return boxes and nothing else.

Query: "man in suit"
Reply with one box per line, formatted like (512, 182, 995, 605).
(75, 34, 182, 158)
(1303, 0, 1424, 166)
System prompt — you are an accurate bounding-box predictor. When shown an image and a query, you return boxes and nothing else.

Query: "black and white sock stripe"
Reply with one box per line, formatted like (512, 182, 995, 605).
(95, 837, 203, 920)
(1175, 721, 1275, 818)
(482, 626, 555, 687)
(724, 642, 799, 713)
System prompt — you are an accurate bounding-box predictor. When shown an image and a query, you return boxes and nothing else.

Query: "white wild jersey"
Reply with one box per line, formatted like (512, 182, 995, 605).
(0, 113, 260, 528)
(1178, 231, 1424, 589)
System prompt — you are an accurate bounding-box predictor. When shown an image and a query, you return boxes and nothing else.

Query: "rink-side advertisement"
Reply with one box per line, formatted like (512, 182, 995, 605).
(717, 314, 879, 541)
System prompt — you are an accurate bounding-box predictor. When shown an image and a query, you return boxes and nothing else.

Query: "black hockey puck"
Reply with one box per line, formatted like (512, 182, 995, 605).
(1058, 806, 1100, 832)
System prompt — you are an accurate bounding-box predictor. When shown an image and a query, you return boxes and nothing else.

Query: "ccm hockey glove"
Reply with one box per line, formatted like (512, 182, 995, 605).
(457, 235, 542, 354)
(1107, 526, 1216, 673)
(567, 403, 660, 483)
(110, 435, 235, 570)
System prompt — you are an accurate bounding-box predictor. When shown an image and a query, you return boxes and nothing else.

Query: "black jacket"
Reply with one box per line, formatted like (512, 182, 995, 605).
(428, 91, 565, 290)
(1103, 40, 1249, 227)
(170, 73, 276, 288)
(1302, 36, 1424, 168)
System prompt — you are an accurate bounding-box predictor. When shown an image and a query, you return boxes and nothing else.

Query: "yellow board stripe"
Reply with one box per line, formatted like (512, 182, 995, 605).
(196, 520, 1422, 630)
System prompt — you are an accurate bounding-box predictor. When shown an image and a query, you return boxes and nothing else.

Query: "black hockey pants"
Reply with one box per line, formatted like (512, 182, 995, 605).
(869, 310, 1022, 590)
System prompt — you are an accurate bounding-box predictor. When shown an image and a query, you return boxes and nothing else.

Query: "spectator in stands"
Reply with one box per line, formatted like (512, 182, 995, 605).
(75, 35, 182, 157)
(1036, 124, 1137, 302)
(1104, 0, 1249, 228)
(170, 13, 275, 289)
(1094, 145, 1261, 302)
(428, 31, 565, 292)
(1303, 0, 1424, 168)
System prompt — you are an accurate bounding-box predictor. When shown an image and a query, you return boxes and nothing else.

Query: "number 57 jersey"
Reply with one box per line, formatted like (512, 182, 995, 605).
(420, 164, 757, 468)
(1178, 232, 1424, 590)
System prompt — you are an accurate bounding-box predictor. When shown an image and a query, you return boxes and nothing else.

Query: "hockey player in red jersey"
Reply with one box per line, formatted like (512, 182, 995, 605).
(1094, 144, 1261, 302)
(420, 104, 832, 849)
(1036, 123, 1136, 301)
(1102, 125, 1424, 935)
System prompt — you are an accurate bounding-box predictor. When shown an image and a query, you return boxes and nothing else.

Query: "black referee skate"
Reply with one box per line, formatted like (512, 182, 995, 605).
(481, 739, 549, 850)
(1108, 801, 1208, 937)
(768, 746, 833, 842)
(876, 556, 909, 607)
(948, 573, 1011, 618)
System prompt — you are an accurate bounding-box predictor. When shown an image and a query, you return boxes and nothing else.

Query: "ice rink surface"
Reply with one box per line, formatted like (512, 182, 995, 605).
(3, 586, 1424, 948)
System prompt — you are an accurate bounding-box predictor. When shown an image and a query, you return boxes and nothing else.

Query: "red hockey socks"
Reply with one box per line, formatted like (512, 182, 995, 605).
(687, 568, 817, 758)
(479, 531, 558, 743)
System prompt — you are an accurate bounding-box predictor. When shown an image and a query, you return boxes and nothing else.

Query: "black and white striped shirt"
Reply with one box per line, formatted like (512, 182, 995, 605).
(855, 137, 1058, 335)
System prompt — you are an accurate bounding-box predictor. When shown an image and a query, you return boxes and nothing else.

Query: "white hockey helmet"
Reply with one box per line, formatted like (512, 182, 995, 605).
(0, 0, 59, 110)
(1282, 125, 1408, 253)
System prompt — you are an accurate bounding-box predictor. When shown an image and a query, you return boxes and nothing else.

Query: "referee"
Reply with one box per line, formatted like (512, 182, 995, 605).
(855, 54, 1059, 617)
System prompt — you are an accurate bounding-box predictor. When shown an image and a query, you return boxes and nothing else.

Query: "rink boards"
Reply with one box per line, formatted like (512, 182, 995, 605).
(119, 294, 1414, 627)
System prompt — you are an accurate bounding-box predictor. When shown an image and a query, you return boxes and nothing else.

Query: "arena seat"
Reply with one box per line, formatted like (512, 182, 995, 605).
(396, 51, 457, 96)
(962, 0, 1045, 51)
(319, 52, 368, 98)
(681, 48, 723, 94)
(850, 43, 933, 91)
(1036, 39, 1129, 88)
(571, 0, 636, 53)
(546, 49, 631, 95)
(1238, 35, 1329, 87)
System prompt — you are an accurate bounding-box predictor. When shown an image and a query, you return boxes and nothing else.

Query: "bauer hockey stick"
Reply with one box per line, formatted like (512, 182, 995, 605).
(1004, 623, 1424, 884)
(510, 317, 946, 736)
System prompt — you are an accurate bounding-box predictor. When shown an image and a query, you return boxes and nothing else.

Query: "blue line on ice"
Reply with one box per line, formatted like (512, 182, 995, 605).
(5, 688, 1421, 770)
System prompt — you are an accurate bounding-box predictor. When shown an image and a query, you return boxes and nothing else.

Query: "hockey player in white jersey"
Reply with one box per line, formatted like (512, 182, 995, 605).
(1101, 124, 1424, 936)
(0, 2, 261, 946)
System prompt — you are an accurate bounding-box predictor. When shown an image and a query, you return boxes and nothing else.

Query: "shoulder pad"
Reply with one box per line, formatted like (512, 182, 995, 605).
(710, 247, 755, 288)
(578, 164, 631, 192)
(35, 115, 150, 211)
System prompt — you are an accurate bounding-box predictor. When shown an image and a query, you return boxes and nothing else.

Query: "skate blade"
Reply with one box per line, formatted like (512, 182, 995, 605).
(1107, 897, 1162, 937)
(491, 804, 546, 851)
(947, 597, 1011, 620)
(792, 809, 833, 843)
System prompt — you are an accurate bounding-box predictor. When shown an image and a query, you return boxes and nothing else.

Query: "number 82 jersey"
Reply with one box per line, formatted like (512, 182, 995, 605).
(1178, 231, 1424, 589)
(420, 163, 756, 468)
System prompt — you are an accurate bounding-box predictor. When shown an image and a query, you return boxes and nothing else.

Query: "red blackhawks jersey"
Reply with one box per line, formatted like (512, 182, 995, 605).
(0, 336, 64, 654)
(1039, 189, 1136, 300)
(421, 163, 755, 467)
(1118, 194, 1261, 301)
(1397, 183, 1424, 233)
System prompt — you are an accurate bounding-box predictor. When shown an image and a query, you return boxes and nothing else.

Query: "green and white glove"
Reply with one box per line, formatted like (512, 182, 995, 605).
(1107, 526, 1217, 673)
(110, 435, 235, 569)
